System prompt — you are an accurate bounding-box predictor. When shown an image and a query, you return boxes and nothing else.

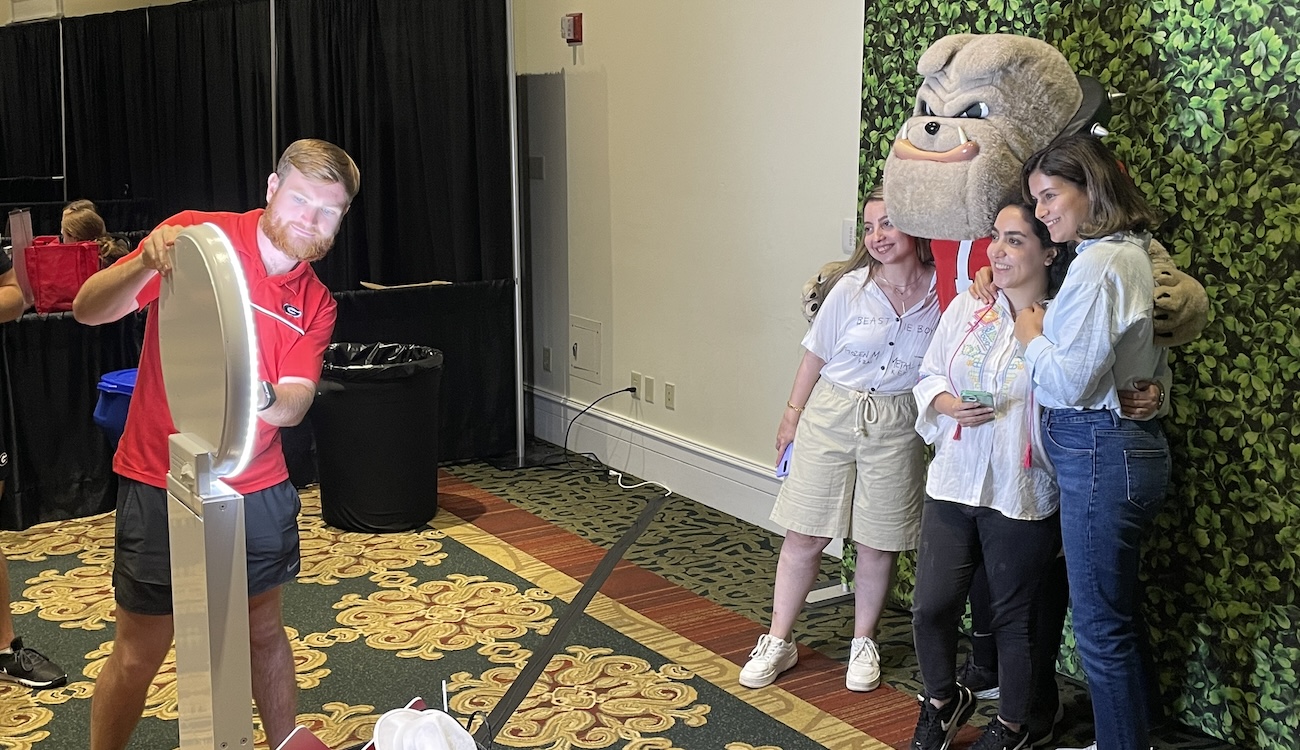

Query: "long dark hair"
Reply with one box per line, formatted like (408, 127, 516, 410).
(1001, 201, 1074, 298)
(1021, 134, 1159, 240)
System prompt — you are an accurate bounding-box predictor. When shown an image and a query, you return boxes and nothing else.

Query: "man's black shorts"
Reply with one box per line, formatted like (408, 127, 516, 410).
(112, 477, 301, 616)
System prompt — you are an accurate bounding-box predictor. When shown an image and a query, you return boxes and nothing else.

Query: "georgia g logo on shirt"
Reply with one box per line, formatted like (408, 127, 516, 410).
(282, 303, 303, 318)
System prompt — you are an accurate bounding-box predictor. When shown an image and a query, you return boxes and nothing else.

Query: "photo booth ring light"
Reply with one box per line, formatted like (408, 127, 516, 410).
(158, 224, 260, 478)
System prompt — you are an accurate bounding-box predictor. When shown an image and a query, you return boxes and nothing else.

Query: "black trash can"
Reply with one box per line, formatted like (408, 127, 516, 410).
(310, 342, 443, 532)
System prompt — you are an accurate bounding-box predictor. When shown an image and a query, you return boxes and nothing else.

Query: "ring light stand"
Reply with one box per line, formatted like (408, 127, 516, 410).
(158, 224, 260, 749)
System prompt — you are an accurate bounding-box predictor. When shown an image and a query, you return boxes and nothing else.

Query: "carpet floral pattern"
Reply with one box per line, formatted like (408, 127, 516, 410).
(2, 481, 868, 749)
(1, 463, 1235, 749)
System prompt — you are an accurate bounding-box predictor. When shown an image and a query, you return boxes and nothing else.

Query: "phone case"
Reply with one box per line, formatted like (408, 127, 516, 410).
(960, 390, 994, 408)
(776, 442, 794, 478)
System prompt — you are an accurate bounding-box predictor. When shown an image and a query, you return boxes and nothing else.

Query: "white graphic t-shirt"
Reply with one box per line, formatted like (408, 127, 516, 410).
(802, 267, 940, 395)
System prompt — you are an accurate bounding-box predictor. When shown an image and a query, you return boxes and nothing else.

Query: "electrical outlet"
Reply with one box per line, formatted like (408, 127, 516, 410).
(664, 382, 675, 410)
(644, 376, 655, 404)
(842, 217, 857, 255)
(630, 371, 642, 399)
(542, 347, 552, 372)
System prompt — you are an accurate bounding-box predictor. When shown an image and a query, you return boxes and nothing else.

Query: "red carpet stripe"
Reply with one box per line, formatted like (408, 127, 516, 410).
(437, 472, 967, 749)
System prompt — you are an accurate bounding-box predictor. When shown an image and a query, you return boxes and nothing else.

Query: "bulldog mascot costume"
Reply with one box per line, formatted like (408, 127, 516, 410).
(806, 33, 1207, 346)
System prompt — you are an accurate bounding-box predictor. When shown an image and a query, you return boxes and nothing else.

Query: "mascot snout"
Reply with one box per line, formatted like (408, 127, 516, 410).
(893, 121, 981, 163)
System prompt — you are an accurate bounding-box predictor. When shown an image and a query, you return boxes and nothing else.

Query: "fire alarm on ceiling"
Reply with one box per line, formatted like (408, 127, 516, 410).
(561, 13, 583, 45)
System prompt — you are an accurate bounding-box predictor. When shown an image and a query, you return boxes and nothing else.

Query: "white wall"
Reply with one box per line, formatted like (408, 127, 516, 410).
(516, 1, 865, 529)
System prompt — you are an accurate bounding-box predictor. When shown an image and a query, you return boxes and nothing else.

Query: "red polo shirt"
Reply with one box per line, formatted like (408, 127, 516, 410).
(113, 209, 337, 494)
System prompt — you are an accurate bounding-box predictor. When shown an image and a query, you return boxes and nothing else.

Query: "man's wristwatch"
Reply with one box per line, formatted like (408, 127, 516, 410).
(258, 380, 277, 412)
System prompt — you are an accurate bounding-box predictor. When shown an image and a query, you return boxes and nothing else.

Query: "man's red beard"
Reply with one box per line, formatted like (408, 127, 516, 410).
(259, 209, 335, 263)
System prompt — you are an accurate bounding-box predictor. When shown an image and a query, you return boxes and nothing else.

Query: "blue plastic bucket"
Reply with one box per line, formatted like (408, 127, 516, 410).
(93, 368, 138, 446)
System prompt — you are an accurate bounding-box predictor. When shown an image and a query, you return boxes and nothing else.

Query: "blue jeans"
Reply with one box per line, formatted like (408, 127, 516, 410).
(1042, 409, 1169, 750)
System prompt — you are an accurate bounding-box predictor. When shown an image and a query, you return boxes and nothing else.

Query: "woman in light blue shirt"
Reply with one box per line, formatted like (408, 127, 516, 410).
(1013, 134, 1171, 750)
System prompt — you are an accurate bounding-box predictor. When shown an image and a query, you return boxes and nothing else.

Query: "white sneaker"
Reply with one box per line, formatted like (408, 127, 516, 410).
(738, 634, 798, 688)
(1055, 744, 1096, 750)
(845, 635, 880, 691)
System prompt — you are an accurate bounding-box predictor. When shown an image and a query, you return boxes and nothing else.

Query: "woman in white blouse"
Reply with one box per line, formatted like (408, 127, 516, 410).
(740, 186, 938, 694)
(908, 202, 1071, 750)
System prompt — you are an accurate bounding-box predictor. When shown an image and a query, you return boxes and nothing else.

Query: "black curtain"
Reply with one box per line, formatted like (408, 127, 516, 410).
(277, 0, 512, 289)
(61, 9, 155, 209)
(3, 0, 513, 287)
(0, 312, 144, 531)
(274, 0, 376, 289)
(147, 0, 274, 220)
(0, 22, 63, 192)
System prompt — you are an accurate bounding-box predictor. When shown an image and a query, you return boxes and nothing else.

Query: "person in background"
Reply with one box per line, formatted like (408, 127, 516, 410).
(0, 232, 68, 690)
(63, 198, 97, 218)
(74, 138, 358, 750)
(1015, 134, 1170, 750)
(908, 202, 1071, 750)
(740, 186, 938, 694)
(62, 203, 131, 268)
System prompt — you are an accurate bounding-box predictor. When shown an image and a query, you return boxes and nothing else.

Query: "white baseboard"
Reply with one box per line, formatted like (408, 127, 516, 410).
(528, 387, 843, 560)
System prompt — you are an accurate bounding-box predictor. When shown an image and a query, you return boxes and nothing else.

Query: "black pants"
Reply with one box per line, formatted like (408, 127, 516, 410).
(912, 498, 1061, 724)
(970, 551, 1070, 723)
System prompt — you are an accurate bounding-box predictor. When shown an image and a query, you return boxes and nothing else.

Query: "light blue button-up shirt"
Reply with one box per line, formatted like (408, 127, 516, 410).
(1023, 232, 1168, 415)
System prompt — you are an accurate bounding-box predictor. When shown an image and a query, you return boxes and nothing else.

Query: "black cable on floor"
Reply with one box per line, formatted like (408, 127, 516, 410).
(472, 483, 671, 746)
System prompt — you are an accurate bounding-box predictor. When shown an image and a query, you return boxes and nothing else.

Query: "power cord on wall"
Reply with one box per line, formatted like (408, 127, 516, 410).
(528, 386, 637, 472)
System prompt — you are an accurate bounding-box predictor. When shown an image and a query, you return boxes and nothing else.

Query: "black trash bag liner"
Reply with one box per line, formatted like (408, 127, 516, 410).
(321, 342, 443, 381)
(311, 342, 443, 533)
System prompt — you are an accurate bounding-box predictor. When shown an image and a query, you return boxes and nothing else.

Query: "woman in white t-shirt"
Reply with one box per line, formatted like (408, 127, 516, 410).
(907, 202, 1071, 750)
(740, 186, 938, 693)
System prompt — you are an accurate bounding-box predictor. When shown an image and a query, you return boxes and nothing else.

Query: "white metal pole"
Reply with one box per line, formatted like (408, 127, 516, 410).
(269, 0, 278, 158)
(504, 0, 526, 466)
(58, 18, 67, 201)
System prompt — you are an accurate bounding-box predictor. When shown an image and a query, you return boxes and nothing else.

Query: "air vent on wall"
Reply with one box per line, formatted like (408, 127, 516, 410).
(9, 0, 63, 23)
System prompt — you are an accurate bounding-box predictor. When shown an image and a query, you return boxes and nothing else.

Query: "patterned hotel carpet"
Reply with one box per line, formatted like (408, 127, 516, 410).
(3, 474, 887, 749)
(442, 458, 1234, 750)
(1, 456, 1235, 749)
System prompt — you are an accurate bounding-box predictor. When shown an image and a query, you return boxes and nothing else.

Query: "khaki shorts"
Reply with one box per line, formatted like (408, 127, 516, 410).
(771, 380, 924, 551)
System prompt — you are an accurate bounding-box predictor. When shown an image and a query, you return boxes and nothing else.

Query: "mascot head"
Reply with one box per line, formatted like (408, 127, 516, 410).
(883, 34, 1093, 241)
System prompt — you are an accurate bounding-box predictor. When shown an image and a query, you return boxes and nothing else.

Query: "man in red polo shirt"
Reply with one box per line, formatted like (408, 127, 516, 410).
(74, 138, 358, 750)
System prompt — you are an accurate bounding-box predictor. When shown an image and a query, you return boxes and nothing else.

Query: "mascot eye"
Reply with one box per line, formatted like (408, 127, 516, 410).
(956, 102, 990, 119)
(918, 100, 935, 116)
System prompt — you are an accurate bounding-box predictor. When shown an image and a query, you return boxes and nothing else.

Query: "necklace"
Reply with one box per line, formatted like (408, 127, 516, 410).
(875, 269, 925, 295)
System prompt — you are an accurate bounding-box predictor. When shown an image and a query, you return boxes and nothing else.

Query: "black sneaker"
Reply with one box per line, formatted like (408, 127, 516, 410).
(910, 684, 976, 750)
(0, 637, 68, 689)
(970, 719, 1030, 750)
(956, 653, 1000, 699)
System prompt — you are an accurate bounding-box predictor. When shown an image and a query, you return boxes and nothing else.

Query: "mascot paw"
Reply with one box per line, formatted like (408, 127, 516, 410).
(802, 260, 849, 322)
(1148, 239, 1209, 347)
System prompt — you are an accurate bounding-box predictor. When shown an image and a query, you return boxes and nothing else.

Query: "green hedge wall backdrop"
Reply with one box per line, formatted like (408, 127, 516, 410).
(858, 3, 1299, 749)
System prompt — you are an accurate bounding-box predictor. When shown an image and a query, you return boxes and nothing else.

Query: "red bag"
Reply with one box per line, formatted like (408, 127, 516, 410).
(25, 236, 99, 314)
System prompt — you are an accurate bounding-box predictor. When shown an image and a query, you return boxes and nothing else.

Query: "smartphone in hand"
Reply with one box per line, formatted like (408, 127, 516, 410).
(776, 442, 794, 478)
(959, 389, 994, 409)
